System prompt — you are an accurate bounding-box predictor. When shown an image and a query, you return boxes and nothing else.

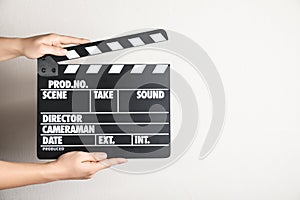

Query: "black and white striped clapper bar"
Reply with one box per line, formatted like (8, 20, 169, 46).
(37, 29, 170, 159)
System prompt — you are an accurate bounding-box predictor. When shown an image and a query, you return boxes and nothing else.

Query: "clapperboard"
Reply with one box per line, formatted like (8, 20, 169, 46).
(37, 29, 170, 159)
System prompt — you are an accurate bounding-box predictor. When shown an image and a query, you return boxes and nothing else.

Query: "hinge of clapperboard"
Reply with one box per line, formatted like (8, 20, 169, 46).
(37, 29, 168, 76)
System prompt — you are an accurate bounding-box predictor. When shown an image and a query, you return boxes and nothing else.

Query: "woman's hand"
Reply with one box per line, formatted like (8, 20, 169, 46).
(47, 151, 127, 180)
(0, 152, 127, 190)
(20, 33, 90, 59)
(0, 33, 89, 61)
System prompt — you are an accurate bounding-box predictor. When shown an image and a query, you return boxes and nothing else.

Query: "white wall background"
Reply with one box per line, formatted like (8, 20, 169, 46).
(1, 0, 300, 199)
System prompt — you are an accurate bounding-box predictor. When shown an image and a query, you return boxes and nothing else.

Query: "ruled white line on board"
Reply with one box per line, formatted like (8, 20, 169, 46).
(40, 133, 169, 136)
(41, 111, 169, 114)
(89, 90, 92, 112)
(117, 90, 119, 112)
(40, 88, 169, 91)
(40, 144, 169, 147)
(40, 122, 169, 125)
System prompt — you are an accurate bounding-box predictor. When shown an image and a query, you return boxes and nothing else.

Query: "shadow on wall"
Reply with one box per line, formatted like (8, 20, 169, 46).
(0, 83, 37, 163)
(0, 57, 37, 161)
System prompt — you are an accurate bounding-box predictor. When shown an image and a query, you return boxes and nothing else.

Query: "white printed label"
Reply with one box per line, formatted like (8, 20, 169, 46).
(42, 125, 95, 133)
(48, 80, 87, 89)
(134, 136, 150, 144)
(98, 136, 115, 145)
(93, 90, 114, 99)
(43, 136, 62, 145)
(42, 91, 67, 99)
(43, 115, 83, 123)
(136, 90, 165, 99)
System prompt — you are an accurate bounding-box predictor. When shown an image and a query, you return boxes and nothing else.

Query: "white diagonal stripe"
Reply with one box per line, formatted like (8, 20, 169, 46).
(128, 37, 145, 47)
(64, 65, 80, 74)
(152, 64, 168, 74)
(85, 46, 102, 55)
(108, 65, 124, 74)
(66, 50, 80, 59)
(150, 33, 167, 43)
(131, 64, 146, 74)
(86, 65, 102, 74)
(106, 41, 123, 51)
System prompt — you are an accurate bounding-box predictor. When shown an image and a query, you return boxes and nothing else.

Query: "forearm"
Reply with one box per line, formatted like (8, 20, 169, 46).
(0, 37, 24, 61)
(0, 152, 126, 189)
(0, 160, 60, 190)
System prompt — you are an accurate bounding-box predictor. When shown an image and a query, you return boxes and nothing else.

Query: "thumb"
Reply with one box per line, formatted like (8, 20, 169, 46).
(41, 44, 67, 56)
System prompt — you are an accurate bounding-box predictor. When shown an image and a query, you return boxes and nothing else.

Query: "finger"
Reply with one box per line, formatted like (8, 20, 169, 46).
(41, 44, 67, 56)
(95, 158, 128, 171)
(56, 35, 90, 45)
(52, 43, 63, 48)
(89, 152, 107, 161)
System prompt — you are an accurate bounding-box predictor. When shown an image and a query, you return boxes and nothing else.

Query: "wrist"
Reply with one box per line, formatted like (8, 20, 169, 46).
(10, 38, 24, 57)
(41, 161, 65, 182)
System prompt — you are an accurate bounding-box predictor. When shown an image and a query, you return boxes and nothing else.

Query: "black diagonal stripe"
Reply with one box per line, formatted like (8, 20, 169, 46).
(74, 46, 89, 57)
(118, 37, 134, 48)
(139, 33, 155, 44)
(97, 41, 111, 53)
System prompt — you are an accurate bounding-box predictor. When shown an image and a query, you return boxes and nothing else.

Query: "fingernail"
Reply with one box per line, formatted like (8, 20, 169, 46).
(60, 49, 67, 54)
(94, 152, 107, 160)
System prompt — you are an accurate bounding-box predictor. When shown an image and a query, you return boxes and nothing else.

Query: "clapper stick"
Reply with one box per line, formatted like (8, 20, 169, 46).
(38, 29, 168, 77)
(37, 29, 171, 159)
